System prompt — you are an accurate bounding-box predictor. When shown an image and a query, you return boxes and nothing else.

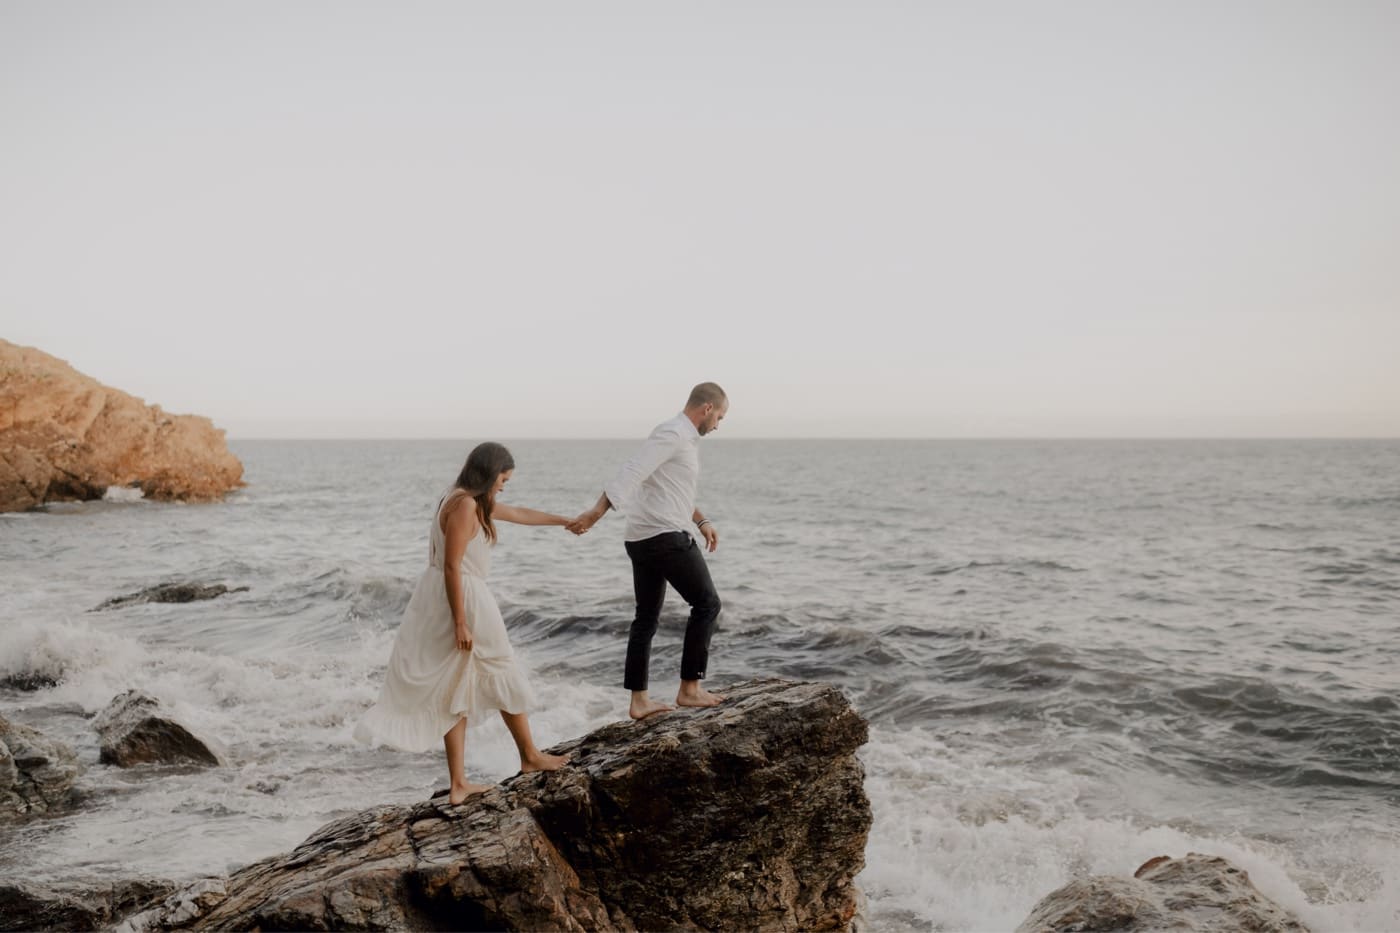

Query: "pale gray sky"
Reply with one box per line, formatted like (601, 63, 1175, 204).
(3, 1, 1398, 438)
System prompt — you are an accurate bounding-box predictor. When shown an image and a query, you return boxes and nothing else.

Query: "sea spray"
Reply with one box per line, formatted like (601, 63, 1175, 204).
(857, 722, 1390, 931)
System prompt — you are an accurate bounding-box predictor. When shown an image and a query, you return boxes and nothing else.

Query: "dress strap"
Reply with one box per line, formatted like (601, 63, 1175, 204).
(428, 490, 453, 566)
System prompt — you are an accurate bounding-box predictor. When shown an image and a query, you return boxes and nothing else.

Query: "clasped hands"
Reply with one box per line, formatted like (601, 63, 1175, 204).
(564, 508, 603, 536)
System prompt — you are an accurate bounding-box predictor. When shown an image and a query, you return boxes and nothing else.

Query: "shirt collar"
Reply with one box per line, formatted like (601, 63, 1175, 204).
(675, 411, 701, 440)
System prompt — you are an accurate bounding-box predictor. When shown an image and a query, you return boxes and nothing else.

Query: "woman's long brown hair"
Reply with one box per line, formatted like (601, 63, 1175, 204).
(454, 442, 515, 543)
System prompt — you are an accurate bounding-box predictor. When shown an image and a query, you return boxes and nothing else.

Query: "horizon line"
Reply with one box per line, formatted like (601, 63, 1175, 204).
(224, 435, 1400, 443)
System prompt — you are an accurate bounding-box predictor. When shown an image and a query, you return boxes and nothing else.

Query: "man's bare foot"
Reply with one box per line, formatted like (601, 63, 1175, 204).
(676, 686, 726, 708)
(629, 696, 675, 720)
(447, 781, 492, 805)
(521, 751, 571, 773)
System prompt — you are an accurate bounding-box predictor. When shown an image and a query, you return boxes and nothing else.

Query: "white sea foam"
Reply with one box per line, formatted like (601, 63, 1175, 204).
(103, 485, 147, 503)
(1, 618, 148, 696)
(0, 608, 627, 881)
(856, 723, 1399, 931)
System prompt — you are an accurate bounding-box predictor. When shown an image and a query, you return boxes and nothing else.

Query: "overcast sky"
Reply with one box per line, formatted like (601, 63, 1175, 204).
(3, 2, 1397, 438)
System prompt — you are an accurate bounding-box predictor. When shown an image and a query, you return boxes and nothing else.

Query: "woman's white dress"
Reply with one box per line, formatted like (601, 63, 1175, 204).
(353, 494, 535, 751)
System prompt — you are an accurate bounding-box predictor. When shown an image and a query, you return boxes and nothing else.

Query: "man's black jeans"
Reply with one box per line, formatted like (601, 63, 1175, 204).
(623, 531, 721, 690)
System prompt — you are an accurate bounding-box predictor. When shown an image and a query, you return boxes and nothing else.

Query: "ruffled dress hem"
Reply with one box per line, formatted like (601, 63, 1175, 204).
(354, 655, 538, 751)
(449, 658, 537, 730)
(352, 702, 460, 754)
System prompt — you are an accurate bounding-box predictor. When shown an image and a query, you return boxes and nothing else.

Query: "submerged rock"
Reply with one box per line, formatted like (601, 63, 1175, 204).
(0, 671, 61, 691)
(1017, 852, 1308, 932)
(0, 339, 243, 513)
(0, 714, 81, 816)
(120, 679, 870, 932)
(94, 691, 226, 768)
(93, 582, 249, 611)
(0, 878, 177, 932)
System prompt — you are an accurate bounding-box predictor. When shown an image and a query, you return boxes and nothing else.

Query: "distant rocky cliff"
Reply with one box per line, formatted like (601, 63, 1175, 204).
(115, 679, 871, 932)
(0, 340, 243, 512)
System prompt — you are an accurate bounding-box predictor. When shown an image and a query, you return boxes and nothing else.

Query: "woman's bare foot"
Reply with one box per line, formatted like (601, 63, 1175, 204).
(447, 781, 492, 805)
(676, 685, 726, 708)
(521, 751, 571, 773)
(629, 696, 675, 720)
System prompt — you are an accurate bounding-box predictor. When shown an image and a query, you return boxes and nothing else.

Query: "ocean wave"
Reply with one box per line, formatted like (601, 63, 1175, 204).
(1249, 522, 1322, 533)
(1330, 495, 1400, 509)
(1259, 544, 1346, 556)
(1301, 561, 1400, 592)
(929, 640, 1094, 692)
(1308, 562, 1375, 577)
(877, 622, 988, 642)
(0, 619, 147, 700)
(1122, 590, 1196, 606)
(857, 723, 1399, 933)
(1148, 678, 1400, 788)
(502, 609, 623, 645)
(233, 566, 414, 636)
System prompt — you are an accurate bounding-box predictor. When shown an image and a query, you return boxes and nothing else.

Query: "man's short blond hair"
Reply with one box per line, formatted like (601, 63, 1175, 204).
(686, 382, 727, 409)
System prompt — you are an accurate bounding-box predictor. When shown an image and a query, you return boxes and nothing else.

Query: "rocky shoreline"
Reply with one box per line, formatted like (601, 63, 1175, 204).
(1, 676, 1312, 931)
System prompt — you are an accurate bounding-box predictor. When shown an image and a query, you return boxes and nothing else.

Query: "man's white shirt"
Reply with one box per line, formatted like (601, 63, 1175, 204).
(604, 413, 700, 543)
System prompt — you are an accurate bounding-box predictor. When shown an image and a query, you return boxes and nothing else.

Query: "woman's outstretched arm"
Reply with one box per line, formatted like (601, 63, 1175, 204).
(494, 503, 572, 527)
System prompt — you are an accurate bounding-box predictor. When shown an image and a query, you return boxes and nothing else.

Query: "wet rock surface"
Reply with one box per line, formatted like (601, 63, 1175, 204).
(0, 713, 80, 816)
(120, 679, 871, 932)
(1017, 852, 1309, 932)
(94, 690, 226, 768)
(0, 878, 177, 932)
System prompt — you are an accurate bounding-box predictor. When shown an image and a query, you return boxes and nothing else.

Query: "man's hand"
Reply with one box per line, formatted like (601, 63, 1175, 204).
(700, 522, 718, 552)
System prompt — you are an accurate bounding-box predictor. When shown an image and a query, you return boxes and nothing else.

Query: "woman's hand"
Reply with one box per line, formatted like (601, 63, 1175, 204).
(455, 620, 473, 653)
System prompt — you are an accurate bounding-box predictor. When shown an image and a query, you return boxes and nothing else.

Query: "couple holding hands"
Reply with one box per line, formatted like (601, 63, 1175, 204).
(354, 383, 730, 804)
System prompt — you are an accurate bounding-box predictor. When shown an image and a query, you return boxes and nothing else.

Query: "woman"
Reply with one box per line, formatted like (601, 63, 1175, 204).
(354, 442, 573, 803)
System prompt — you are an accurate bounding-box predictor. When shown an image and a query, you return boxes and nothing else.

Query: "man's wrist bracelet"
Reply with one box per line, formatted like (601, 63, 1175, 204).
(697, 519, 713, 528)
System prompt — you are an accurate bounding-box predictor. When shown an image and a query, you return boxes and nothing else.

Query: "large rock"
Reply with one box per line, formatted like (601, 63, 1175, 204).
(1017, 852, 1309, 932)
(0, 879, 176, 932)
(0, 714, 81, 815)
(94, 691, 226, 768)
(121, 679, 870, 932)
(0, 340, 243, 512)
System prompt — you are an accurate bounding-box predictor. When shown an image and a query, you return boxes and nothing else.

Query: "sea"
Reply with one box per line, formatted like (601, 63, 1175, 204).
(1, 438, 1398, 931)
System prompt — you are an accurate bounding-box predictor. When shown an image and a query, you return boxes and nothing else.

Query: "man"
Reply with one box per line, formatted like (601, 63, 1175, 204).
(569, 382, 728, 720)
